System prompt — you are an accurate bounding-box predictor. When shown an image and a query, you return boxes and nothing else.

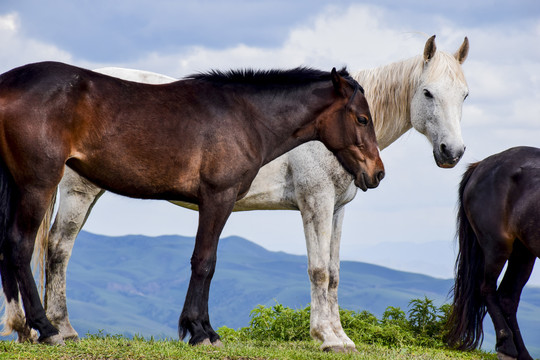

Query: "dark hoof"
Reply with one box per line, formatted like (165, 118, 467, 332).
(39, 334, 65, 346)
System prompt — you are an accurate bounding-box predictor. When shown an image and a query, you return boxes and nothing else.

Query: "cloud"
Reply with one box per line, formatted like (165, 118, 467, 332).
(124, 4, 431, 77)
(0, 12, 72, 72)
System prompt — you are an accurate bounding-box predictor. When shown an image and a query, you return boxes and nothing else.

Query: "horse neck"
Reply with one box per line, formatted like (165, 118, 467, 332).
(251, 85, 333, 165)
(354, 55, 424, 150)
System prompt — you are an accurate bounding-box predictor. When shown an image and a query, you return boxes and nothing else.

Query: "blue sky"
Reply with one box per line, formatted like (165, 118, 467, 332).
(1, 1, 539, 284)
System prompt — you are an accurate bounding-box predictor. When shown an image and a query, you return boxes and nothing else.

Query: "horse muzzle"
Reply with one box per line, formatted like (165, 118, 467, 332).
(355, 167, 385, 192)
(434, 143, 465, 168)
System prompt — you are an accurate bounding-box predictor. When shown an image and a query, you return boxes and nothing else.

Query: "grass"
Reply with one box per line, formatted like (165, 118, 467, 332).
(0, 335, 496, 360)
(0, 299, 501, 359)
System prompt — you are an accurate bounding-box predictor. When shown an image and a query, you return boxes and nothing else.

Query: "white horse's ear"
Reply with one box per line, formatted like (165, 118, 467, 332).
(423, 35, 437, 63)
(454, 37, 469, 64)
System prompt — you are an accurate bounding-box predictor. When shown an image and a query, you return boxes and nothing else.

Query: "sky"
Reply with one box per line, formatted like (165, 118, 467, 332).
(1, 1, 539, 285)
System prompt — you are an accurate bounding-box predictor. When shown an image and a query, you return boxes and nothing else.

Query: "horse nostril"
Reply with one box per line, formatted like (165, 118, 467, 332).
(377, 170, 385, 182)
(440, 143, 452, 159)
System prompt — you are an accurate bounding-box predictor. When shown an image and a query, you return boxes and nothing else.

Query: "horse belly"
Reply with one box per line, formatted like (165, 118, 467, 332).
(66, 154, 201, 202)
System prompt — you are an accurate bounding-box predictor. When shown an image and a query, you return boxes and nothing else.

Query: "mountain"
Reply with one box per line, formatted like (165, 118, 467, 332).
(2, 231, 540, 357)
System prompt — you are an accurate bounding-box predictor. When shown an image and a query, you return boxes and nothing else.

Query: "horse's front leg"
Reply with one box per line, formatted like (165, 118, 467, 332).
(45, 170, 105, 341)
(298, 190, 350, 352)
(178, 187, 237, 346)
(327, 206, 356, 351)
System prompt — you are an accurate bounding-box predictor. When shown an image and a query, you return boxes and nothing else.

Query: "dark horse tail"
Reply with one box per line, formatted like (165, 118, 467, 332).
(0, 157, 14, 251)
(446, 162, 487, 350)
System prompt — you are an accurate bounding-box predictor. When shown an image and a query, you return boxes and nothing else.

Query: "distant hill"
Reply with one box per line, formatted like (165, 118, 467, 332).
(2, 231, 540, 357)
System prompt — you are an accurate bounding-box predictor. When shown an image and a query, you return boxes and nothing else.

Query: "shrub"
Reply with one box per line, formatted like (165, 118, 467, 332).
(218, 297, 451, 350)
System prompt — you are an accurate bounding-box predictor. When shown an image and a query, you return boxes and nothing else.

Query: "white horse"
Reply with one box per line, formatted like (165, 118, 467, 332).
(3, 35, 469, 352)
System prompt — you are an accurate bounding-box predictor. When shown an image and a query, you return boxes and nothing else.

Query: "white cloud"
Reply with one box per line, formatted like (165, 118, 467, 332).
(0, 13, 73, 73)
(119, 4, 431, 77)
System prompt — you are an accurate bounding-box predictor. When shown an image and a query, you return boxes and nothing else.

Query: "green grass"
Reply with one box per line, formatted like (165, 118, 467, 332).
(0, 299, 502, 359)
(0, 336, 496, 360)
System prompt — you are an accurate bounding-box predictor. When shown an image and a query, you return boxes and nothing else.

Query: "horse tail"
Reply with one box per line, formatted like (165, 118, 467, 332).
(0, 157, 14, 251)
(446, 162, 487, 350)
(33, 190, 56, 300)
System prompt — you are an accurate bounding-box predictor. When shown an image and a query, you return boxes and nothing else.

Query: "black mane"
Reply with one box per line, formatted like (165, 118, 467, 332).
(185, 66, 352, 87)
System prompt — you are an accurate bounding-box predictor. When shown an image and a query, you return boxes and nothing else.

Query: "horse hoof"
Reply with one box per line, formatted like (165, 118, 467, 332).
(64, 335, 80, 342)
(17, 329, 38, 344)
(212, 339, 224, 347)
(39, 334, 65, 346)
(196, 338, 212, 346)
(323, 345, 358, 353)
(497, 352, 517, 360)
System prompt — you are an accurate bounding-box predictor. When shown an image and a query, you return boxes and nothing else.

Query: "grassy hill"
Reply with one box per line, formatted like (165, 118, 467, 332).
(2, 231, 539, 357)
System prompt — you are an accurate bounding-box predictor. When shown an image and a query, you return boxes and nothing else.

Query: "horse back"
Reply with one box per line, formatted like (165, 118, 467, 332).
(462, 147, 540, 249)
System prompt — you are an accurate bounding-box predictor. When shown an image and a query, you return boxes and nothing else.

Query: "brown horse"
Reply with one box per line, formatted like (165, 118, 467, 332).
(0, 61, 384, 345)
(447, 146, 540, 360)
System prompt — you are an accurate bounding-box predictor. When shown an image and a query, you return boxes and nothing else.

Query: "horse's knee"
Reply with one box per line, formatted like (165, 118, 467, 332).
(308, 267, 329, 287)
(190, 255, 217, 279)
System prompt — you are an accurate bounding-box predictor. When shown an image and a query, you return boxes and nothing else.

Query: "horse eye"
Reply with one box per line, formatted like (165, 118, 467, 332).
(356, 115, 368, 125)
(423, 89, 433, 99)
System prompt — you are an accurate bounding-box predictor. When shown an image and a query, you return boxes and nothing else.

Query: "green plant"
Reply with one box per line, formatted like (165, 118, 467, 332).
(220, 297, 457, 350)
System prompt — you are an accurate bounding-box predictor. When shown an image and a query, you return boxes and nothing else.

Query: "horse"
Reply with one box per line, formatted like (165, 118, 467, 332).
(447, 146, 540, 360)
(0, 61, 385, 346)
(8, 35, 469, 352)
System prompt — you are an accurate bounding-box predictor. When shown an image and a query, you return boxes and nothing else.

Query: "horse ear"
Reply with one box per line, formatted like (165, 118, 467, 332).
(454, 37, 469, 64)
(331, 67, 345, 96)
(423, 35, 437, 63)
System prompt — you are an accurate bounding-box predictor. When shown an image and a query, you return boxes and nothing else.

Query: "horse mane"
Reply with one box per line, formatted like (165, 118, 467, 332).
(353, 51, 467, 149)
(185, 66, 353, 87)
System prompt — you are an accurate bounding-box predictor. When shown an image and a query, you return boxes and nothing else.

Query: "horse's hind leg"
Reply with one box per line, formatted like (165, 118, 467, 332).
(0, 251, 37, 343)
(45, 169, 105, 341)
(7, 187, 64, 345)
(497, 240, 535, 360)
(479, 237, 517, 359)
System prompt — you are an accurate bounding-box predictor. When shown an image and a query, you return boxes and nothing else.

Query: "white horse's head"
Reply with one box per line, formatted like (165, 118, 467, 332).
(410, 35, 469, 168)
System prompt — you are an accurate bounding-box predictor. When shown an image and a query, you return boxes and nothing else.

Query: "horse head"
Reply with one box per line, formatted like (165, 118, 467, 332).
(410, 35, 469, 168)
(317, 68, 385, 191)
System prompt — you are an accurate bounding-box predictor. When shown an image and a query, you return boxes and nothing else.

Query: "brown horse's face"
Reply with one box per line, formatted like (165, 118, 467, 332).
(318, 71, 385, 191)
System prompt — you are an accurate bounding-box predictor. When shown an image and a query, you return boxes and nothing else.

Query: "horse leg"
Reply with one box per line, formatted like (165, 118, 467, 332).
(327, 206, 356, 351)
(496, 240, 535, 360)
(7, 188, 64, 345)
(178, 188, 236, 346)
(480, 238, 516, 359)
(0, 250, 37, 343)
(298, 191, 347, 352)
(45, 169, 105, 341)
